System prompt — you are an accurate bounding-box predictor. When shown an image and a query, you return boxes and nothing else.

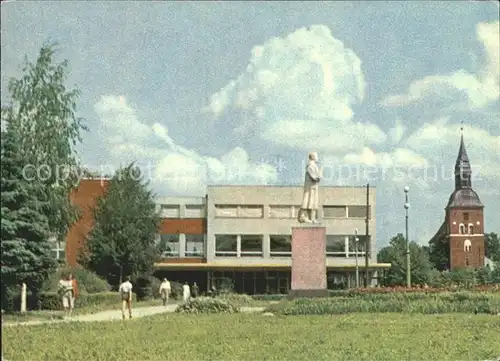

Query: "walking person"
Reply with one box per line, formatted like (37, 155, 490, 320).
(191, 282, 199, 299)
(119, 276, 133, 320)
(182, 281, 191, 303)
(159, 278, 171, 306)
(59, 273, 75, 318)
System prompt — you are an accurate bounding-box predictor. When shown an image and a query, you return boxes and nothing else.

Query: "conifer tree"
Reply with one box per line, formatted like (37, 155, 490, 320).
(1, 128, 57, 303)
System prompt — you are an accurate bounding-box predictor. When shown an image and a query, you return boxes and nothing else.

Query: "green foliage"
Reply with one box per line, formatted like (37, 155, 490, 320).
(213, 277, 235, 294)
(79, 163, 161, 287)
(377, 233, 434, 286)
(175, 297, 240, 314)
(3, 44, 87, 245)
(428, 231, 450, 270)
(252, 294, 288, 301)
(133, 275, 162, 301)
(485, 232, 500, 262)
(217, 293, 254, 305)
(41, 266, 110, 294)
(169, 281, 184, 300)
(3, 314, 500, 361)
(0, 128, 57, 301)
(4, 292, 135, 312)
(265, 291, 500, 315)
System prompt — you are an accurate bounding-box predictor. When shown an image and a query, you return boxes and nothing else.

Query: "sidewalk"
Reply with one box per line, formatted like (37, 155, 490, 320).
(2, 305, 265, 327)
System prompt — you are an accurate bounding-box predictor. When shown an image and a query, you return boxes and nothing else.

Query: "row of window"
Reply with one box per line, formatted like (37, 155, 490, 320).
(214, 234, 367, 258)
(158, 204, 370, 219)
(157, 234, 205, 257)
(458, 223, 475, 235)
(157, 234, 368, 258)
(214, 205, 370, 219)
(160, 204, 205, 218)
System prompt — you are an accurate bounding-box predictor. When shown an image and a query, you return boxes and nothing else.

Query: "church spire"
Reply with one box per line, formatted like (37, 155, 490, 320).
(455, 121, 472, 189)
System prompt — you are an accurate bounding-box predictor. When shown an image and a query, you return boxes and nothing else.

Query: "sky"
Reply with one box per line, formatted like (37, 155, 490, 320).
(1, 1, 499, 249)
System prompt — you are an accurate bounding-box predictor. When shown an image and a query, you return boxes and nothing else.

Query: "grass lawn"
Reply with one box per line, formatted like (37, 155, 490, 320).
(2, 313, 499, 361)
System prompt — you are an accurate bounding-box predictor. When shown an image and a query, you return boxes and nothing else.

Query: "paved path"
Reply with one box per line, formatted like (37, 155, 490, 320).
(2, 305, 266, 327)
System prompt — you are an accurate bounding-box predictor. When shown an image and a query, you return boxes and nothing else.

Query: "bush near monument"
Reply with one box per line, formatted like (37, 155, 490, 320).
(175, 297, 240, 314)
(41, 267, 111, 294)
(264, 291, 500, 315)
(3, 313, 499, 361)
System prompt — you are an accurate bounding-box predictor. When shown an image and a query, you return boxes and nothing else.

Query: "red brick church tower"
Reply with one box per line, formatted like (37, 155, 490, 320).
(430, 125, 485, 270)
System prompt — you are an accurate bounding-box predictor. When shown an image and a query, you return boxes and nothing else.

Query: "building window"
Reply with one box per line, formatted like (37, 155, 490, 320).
(214, 205, 238, 217)
(238, 206, 263, 218)
(347, 206, 370, 218)
(185, 234, 205, 257)
(464, 239, 472, 252)
(459, 223, 465, 234)
(240, 235, 263, 257)
(269, 205, 294, 219)
(323, 206, 346, 218)
(50, 239, 66, 261)
(270, 235, 292, 257)
(158, 234, 180, 257)
(463, 212, 469, 221)
(326, 235, 346, 257)
(348, 235, 366, 255)
(468, 224, 474, 235)
(160, 204, 180, 218)
(215, 235, 237, 257)
(214, 205, 263, 218)
(185, 204, 204, 218)
(465, 257, 469, 266)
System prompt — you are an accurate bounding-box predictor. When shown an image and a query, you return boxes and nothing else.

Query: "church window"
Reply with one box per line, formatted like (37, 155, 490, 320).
(459, 223, 465, 234)
(468, 224, 474, 235)
(464, 239, 472, 252)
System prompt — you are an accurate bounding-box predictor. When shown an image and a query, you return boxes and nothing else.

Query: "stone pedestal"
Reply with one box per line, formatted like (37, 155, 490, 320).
(289, 225, 328, 298)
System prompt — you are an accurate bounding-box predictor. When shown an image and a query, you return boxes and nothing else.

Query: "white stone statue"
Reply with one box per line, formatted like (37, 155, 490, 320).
(298, 152, 322, 223)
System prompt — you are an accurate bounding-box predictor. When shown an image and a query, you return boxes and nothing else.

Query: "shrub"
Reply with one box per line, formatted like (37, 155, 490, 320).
(169, 281, 184, 300)
(5, 292, 137, 311)
(265, 291, 500, 316)
(252, 294, 288, 301)
(41, 266, 110, 294)
(133, 275, 162, 301)
(175, 297, 240, 314)
(217, 293, 253, 305)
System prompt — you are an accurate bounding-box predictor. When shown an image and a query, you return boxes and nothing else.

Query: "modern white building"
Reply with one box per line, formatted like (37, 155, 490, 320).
(154, 185, 390, 294)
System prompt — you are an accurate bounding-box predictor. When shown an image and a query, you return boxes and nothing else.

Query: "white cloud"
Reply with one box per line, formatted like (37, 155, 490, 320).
(380, 21, 500, 110)
(203, 25, 384, 155)
(93, 95, 278, 195)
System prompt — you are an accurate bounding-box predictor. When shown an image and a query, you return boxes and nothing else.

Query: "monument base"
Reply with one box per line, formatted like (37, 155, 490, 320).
(290, 225, 327, 297)
(288, 289, 329, 299)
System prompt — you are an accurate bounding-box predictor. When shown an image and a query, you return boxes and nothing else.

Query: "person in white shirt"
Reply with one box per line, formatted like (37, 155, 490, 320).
(58, 273, 74, 318)
(182, 281, 191, 303)
(159, 278, 171, 306)
(118, 276, 133, 319)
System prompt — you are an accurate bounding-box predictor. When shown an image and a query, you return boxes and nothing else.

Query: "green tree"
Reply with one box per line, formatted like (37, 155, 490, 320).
(1, 128, 57, 304)
(485, 232, 500, 262)
(428, 233, 450, 271)
(3, 44, 87, 248)
(80, 163, 161, 288)
(377, 234, 434, 286)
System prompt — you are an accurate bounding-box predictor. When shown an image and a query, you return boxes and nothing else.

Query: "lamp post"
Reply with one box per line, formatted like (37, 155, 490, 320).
(404, 186, 411, 288)
(354, 228, 359, 288)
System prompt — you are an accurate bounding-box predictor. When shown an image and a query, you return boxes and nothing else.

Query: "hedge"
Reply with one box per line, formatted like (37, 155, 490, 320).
(5, 292, 137, 312)
(176, 297, 240, 314)
(252, 285, 500, 301)
(264, 291, 500, 315)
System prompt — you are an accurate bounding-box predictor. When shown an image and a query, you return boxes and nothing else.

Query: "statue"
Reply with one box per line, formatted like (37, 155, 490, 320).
(298, 152, 322, 223)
